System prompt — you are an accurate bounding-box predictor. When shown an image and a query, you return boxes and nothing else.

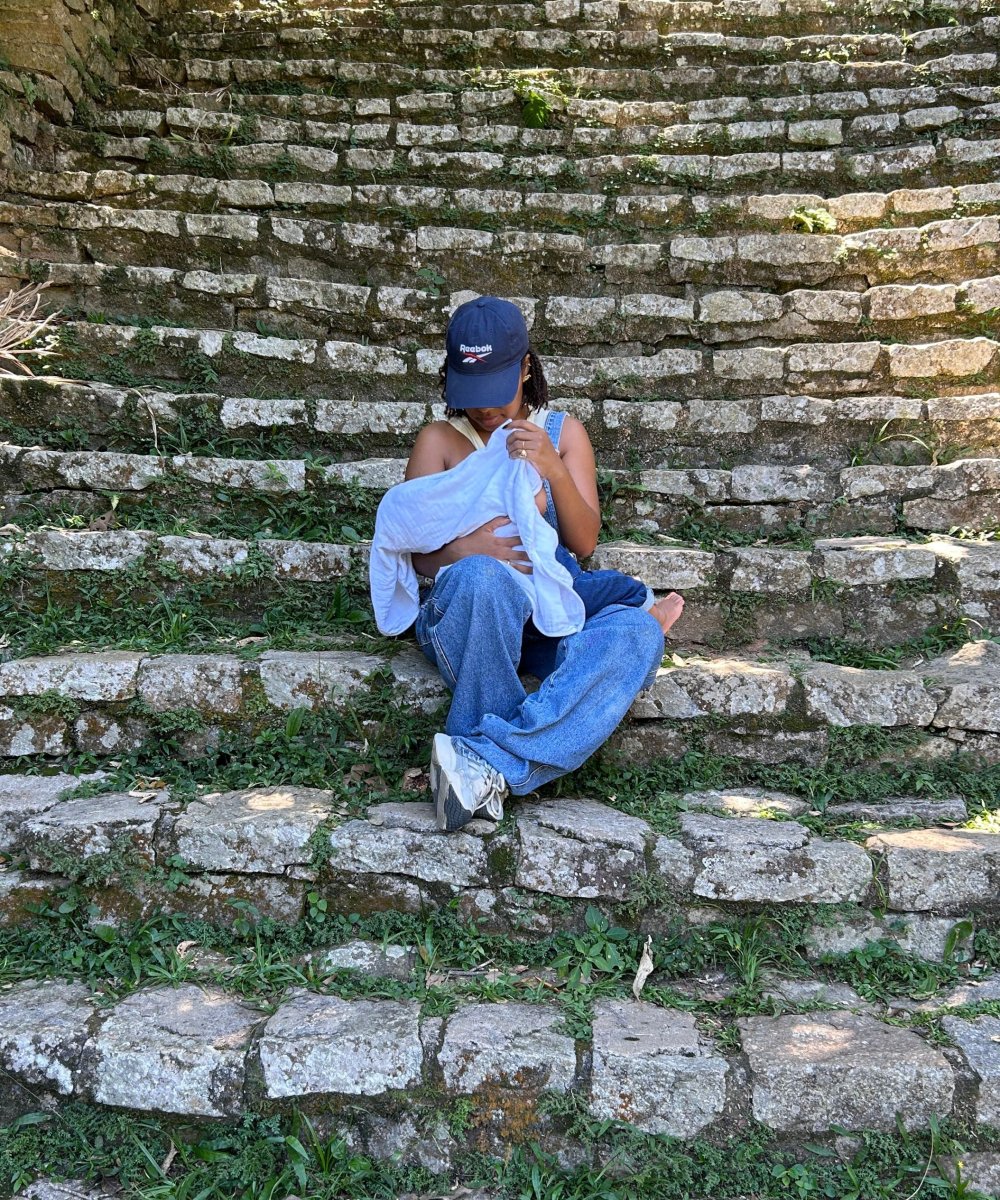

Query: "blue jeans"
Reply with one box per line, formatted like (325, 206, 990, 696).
(414, 556, 665, 795)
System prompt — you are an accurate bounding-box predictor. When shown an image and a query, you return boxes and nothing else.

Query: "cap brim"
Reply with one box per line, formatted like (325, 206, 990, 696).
(445, 358, 523, 409)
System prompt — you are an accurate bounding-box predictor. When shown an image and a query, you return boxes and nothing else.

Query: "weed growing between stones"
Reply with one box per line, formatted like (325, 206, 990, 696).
(2, 889, 996, 1017)
(557, 744, 1000, 833)
(0, 1100, 994, 1200)
(0, 570, 374, 657)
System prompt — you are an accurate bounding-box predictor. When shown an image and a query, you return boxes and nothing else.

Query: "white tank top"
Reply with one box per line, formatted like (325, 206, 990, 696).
(447, 406, 556, 452)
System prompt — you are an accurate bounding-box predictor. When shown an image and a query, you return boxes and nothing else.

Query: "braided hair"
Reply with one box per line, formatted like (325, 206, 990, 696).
(440, 348, 550, 419)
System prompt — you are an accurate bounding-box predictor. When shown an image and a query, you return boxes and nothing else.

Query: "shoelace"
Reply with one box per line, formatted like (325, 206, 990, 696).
(460, 753, 506, 820)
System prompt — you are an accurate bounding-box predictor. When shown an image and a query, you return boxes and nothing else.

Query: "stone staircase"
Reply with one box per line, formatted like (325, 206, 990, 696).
(2, 0, 1000, 1194)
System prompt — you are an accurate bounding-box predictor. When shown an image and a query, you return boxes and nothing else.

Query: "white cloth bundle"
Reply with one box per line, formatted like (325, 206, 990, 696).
(368, 422, 586, 637)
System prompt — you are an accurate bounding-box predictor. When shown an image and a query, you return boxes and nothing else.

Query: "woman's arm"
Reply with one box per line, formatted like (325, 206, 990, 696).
(505, 416, 602, 558)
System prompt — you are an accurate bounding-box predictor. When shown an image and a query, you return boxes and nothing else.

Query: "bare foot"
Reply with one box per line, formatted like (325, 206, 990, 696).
(649, 592, 685, 636)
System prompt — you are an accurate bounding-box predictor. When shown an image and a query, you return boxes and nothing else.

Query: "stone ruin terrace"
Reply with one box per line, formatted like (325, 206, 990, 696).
(2, 0, 1000, 1195)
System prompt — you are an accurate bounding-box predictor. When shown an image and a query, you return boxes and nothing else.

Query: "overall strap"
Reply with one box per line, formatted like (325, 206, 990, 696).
(540, 410, 568, 535)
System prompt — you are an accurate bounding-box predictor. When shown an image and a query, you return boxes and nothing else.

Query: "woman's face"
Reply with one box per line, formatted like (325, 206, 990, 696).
(463, 354, 531, 434)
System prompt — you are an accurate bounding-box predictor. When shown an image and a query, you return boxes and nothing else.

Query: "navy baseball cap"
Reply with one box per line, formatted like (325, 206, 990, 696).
(444, 296, 530, 410)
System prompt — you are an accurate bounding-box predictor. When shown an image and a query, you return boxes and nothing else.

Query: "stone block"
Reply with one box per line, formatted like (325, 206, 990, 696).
(514, 798, 650, 900)
(926, 640, 1000, 732)
(27, 530, 151, 571)
(137, 655, 246, 714)
(633, 659, 794, 720)
(0, 770, 104, 852)
(940, 1016, 1000, 1126)
(888, 338, 994, 379)
(438, 1003, 576, 1093)
(307, 940, 416, 981)
(257, 650, 381, 709)
(171, 787, 335, 875)
(88, 986, 260, 1117)
(727, 548, 811, 593)
(589, 544, 715, 590)
(801, 664, 935, 727)
(0, 980, 95, 1098)
(678, 813, 871, 903)
(0, 652, 143, 702)
(328, 806, 489, 889)
(590, 1000, 728, 1136)
(23, 792, 165, 869)
(741, 1012, 953, 1131)
(258, 992, 422, 1097)
(867, 828, 1000, 912)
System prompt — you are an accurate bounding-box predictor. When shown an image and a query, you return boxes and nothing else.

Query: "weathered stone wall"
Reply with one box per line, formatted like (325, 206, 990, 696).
(0, 0, 159, 170)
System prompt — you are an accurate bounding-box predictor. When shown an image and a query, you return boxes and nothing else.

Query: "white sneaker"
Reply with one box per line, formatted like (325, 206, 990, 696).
(431, 733, 508, 832)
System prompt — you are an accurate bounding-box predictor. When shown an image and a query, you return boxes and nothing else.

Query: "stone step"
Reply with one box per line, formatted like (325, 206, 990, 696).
(18, 160, 1000, 242)
(167, 0, 999, 39)
(6, 193, 996, 307)
(2, 525, 997, 648)
(94, 73, 1000, 147)
(0, 966, 993, 1167)
(6, 432, 1000, 539)
(0, 773, 992, 937)
(51, 103, 1000, 196)
(42, 319, 1000, 411)
(128, 45, 999, 108)
(17, 257, 1000, 361)
(5, 373, 1000, 472)
(0, 638, 998, 766)
(142, 20, 1000, 77)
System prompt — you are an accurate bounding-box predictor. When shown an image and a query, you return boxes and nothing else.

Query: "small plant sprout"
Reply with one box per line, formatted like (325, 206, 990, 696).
(790, 205, 837, 234)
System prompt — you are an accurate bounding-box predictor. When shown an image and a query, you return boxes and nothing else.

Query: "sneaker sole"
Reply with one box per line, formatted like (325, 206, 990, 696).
(432, 733, 475, 833)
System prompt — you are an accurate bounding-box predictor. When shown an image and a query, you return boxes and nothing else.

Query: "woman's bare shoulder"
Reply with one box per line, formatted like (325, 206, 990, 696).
(406, 420, 472, 479)
(557, 413, 595, 451)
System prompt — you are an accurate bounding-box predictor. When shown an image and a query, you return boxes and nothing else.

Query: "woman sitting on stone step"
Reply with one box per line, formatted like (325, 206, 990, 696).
(397, 295, 684, 832)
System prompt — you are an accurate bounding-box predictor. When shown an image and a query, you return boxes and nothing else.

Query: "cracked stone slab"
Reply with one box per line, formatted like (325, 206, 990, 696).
(941, 1015, 1000, 1126)
(826, 795, 968, 824)
(170, 786, 334, 874)
(137, 655, 247, 714)
(515, 799, 650, 899)
(21, 1185, 107, 1200)
(681, 788, 808, 818)
(438, 1002, 577, 1093)
(306, 939, 417, 980)
(88, 985, 261, 1117)
(0, 980, 96, 1096)
(633, 657, 794, 720)
(21, 792, 167, 869)
(867, 827, 1000, 911)
(590, 1000, 729, 1137)
(0, 653, 144, 701)
(258, 650, 382, 709)
(926, 640, 1000, 731)
(0, 771, 105, 852)
(0, 707, 69, 756)
(27, 529, 153, 571)
(328, 806, 488, 888)
(258, 991, 422, 1097)
(740, 1012, 954, 1131)
(679, 813, 872, 903)
(801, 663, 935, 727)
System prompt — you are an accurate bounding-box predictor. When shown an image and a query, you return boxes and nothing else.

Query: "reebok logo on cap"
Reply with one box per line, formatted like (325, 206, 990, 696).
(460, 343, 493, 364)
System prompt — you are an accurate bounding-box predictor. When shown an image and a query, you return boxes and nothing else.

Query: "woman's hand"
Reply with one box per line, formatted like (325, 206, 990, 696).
(506, 419, 564, 481)
(451, 515, 532, 573)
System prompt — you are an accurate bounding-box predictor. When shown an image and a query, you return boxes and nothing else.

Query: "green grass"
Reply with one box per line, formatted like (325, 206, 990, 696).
(0, 1087, 995, 1200)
